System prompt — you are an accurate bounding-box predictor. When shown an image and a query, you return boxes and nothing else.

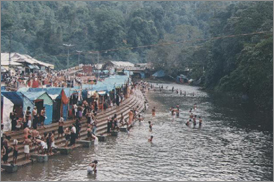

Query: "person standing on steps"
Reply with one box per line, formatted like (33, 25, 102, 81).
(40, 107, 46, 129)
(32, 106, 38, 129)
(10, 109, 17, 131)
(23, 135, 32, 161)
(58, 117, 64, 139)
(12, 139, 18, 164)
(64, 127, 70, 147)
(70, 124, 77, 148)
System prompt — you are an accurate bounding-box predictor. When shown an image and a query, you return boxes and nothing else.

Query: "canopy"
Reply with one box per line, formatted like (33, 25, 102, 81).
(1, 91, 24, 105)
(27, 87, 63, 100)
(21, 91, 49, 102)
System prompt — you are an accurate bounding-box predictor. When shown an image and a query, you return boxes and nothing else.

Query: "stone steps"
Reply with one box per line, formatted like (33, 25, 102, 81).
(5, 95, 139, 161)
(4, 90, 145, 167)
(4, 93, 136, 139)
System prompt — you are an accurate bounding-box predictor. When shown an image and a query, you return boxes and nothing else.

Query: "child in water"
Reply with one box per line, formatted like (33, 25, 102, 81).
(186, 119, 191, 127)
(87, 160, 98, 174)
(148, 136, 153, 142)
(148, 121, 153, 132)
(199, 116, 202, 128)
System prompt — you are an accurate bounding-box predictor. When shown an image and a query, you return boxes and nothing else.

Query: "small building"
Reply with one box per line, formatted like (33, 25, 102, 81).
(1, 53, 55, 74)
(102, 61, 135, 74)
(1, 91, 25, 118)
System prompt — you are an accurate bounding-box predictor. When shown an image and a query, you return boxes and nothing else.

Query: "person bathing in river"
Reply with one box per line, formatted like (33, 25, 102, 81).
(194, 103, 197, 110)
(199, 116, 202, 128)
(170, 107, 174, 116)
(176, 105, 180, 117)
(171, 109, 176, 122)
(190, 112, 194, 119)
(87, 160, 98, 174)
(193, 115, 197, 128)
(148, 121, 153, 132)
(152, 107, 156, 117)
(137, 114, 143, 123)
(148, 135, 153, 142)
(186, 119, 191, 127)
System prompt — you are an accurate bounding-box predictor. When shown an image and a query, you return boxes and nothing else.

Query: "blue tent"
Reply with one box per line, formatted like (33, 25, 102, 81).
(152, 70, 165, 78)
(21, 91, 54, 125)
(26, 88, 70, 121)
(1, 91, 24, 106)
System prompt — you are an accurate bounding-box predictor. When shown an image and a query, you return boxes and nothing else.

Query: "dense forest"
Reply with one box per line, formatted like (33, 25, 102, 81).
(1, 1, 273, 112)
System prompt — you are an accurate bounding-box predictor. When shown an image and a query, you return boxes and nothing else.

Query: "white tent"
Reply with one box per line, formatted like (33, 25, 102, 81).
(2, 95, 14, 131)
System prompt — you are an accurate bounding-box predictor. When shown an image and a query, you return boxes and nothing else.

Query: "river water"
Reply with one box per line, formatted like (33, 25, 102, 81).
(1, 83, 273, 181)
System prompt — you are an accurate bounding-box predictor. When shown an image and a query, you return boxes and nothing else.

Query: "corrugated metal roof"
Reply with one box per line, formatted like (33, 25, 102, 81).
(110, 61, 134, 67)
(1, 53, 54, 69)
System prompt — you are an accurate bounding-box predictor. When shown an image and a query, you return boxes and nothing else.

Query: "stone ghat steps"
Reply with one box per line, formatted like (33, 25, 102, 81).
(6, 95, 144, 162)
(4, 90, 145, 166)
(95, 98, 145, 134)
(4, 92, 137, 139)
(8, 94, 138, 144)
(8, 96, 145, 165)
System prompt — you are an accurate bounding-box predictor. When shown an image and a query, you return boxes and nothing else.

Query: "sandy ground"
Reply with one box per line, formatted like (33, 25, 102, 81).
(143, 89, 166, 114)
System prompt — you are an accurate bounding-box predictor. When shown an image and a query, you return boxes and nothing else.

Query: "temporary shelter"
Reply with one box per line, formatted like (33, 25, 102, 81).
(1, 95, 14, 131)
(152, 70, 165, 78)
(1, 91, 25, 118)
(21, 91, 53, 125)
(22, 88, 69, 121)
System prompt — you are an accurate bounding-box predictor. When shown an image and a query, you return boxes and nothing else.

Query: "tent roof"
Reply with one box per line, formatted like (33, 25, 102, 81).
(21, 91, 48, 101)
(27, 88, 63, 99)
(1, 91, 24, 105)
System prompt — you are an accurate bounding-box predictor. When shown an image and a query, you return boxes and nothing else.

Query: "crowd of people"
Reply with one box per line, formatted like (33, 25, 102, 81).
(2, 66, 87, 90)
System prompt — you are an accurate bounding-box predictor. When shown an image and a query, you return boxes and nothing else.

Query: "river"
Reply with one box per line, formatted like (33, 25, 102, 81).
(1, 83, 273, 181)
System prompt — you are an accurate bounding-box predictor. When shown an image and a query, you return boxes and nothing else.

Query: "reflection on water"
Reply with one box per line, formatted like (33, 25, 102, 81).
(2, 83, 273, 181)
